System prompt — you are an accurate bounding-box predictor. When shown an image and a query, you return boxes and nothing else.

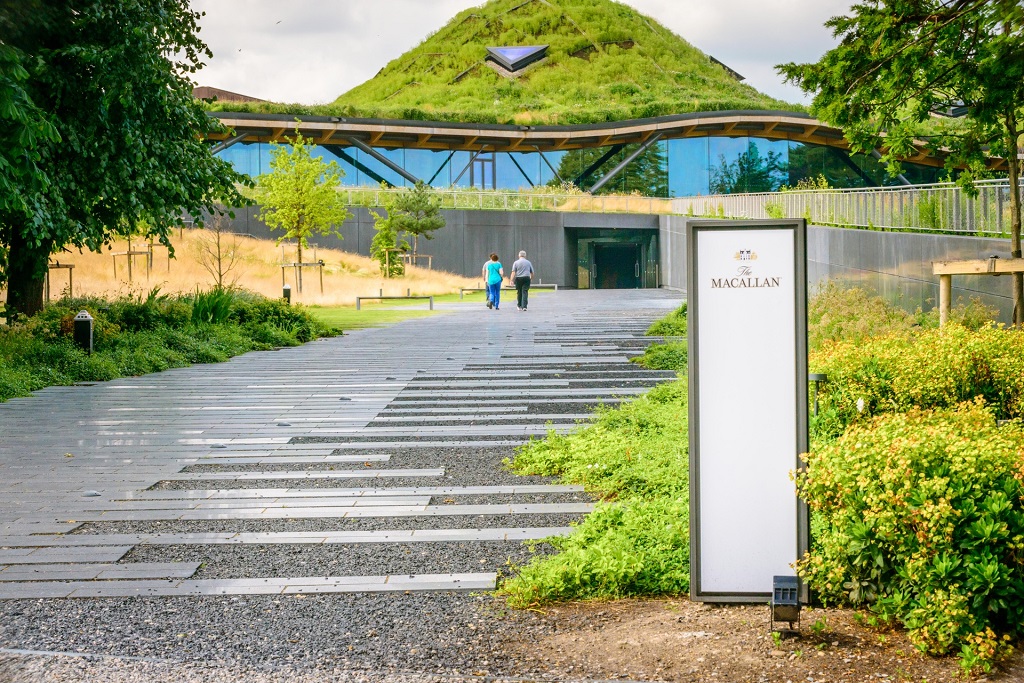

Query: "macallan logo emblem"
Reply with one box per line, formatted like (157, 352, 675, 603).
(710, 263, 781, 289)
(734, 250, 758, 261)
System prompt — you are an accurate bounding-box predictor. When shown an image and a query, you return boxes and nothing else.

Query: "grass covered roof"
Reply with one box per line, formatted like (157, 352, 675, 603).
(206, 0, 801, 124)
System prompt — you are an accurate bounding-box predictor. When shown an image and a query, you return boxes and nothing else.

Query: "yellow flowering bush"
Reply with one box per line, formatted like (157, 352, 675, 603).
(810, 324, 1024, 441)
(797, 402, 1024, 671)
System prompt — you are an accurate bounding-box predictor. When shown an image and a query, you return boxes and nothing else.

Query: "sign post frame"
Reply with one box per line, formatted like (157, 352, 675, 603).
(687, 218, 810, 603)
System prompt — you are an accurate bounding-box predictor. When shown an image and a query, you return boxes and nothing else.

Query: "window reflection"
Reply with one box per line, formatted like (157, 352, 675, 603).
(215, 137, 945, 195)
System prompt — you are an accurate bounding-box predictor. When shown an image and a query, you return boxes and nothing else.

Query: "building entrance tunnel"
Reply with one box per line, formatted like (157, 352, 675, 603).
(572, 229, 659, 289)
(594, 243, 641, 289)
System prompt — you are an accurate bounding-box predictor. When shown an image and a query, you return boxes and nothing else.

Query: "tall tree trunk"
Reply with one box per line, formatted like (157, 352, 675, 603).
(5, 228, 52, 322)
(1006, 112, 1024, 326)
(412, 234, 419, 263)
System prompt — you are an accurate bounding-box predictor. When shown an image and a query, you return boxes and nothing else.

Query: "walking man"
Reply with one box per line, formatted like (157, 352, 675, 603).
(482, 253, 504, 310)
(510, 250, 534, 311)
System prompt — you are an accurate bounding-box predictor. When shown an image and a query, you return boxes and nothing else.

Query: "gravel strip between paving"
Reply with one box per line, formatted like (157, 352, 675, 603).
(156, 448, 559, 490)
(0, 652, 632, 683)
(0, 593, 559, 678)
(71, 512, 586, 536)
(122, 540, 556, 579)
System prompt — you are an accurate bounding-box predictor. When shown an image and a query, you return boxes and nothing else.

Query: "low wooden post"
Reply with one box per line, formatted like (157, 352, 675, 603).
(933, 257, 1024, 327)
(939, 274, 951, 328)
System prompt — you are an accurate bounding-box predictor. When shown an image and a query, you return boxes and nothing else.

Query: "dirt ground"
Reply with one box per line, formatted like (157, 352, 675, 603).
(505, 598, 1024, 683)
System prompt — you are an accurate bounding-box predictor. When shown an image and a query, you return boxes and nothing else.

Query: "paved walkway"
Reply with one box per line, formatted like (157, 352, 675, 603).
(0, 289, 681, 675)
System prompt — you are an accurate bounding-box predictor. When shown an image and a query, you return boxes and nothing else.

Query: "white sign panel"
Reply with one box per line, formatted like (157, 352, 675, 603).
(687, 220, 808, 601)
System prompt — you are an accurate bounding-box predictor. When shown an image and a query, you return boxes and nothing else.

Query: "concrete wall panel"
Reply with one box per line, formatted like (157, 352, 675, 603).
(214, 203, 1015, 322)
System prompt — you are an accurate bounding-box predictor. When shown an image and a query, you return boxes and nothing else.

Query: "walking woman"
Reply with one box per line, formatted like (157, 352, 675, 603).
(482, 253, 504, 310)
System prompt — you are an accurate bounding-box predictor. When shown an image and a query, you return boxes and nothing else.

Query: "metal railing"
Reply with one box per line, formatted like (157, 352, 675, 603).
(670, 179, 1022, 236)
(340, 187, 673, 216)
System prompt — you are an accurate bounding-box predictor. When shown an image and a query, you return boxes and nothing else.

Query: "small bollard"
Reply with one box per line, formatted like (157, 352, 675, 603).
(283, 284, 291, 304)
(73, 310, 94, 354)
(809, 373, 828, 417)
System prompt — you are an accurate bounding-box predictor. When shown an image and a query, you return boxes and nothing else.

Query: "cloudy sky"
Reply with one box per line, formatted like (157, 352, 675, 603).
(189, 0, 853, 105)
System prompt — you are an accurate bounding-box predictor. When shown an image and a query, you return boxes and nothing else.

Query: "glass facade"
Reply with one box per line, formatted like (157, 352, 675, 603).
(217, 135, 947, 197)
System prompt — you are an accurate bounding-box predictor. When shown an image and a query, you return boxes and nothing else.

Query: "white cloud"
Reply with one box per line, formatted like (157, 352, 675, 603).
(189, 0, 852, 105)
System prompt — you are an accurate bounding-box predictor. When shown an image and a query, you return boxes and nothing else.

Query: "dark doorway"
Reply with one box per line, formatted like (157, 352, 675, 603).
(594, 243, 641, 289)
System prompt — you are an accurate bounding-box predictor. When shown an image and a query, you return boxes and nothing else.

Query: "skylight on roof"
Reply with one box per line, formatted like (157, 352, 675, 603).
(486, 45, 548, 73)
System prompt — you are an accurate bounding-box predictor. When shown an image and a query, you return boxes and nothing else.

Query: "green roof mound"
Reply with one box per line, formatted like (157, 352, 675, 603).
(207, 0, 802, 124)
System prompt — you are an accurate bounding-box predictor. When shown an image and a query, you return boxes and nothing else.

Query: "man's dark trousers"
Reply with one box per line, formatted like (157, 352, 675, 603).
(515, 276, 531, 309)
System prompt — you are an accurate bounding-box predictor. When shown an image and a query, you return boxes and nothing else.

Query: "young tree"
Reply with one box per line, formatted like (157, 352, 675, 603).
(0, 0, 249, 320)
(192, 215, 247, 288)
(381, 181, 446, 265)
(369, 210, 409, 278)
(778, 0, 1024, 324)
(254, 131, 352, 266)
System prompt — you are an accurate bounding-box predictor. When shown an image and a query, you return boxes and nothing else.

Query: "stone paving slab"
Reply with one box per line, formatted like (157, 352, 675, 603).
(37, 496, 434, 512)
(15, 502, 594, 523)
(0, 527, 572, 548)
(0, 562, 200, 581)
(0, 547, 131, 564)
(195, 455, 392, 465)
(167, 469, 445, 481)
(0, 572, 498, 599)
(121, 485, 584, 499)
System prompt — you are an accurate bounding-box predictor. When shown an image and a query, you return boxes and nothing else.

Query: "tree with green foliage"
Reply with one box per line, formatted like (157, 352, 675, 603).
(0, 0, 249, 321)
(778, 0, 1024, 325)
(378, 181, 445, 264)
(254, 131, 352, 266)
(369, 209, 409, 278)
(709, 142, 787, 194)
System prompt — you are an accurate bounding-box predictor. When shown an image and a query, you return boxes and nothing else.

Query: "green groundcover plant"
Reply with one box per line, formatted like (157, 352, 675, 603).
(797, 402, 1024, 672)
(0, 288, 334, 402)
(499, 379, 689, 607)
(630, 302, 687, 370)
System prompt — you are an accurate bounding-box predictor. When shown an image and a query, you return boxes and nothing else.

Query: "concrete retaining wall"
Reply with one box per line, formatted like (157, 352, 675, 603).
(224, 206, 1017, 322)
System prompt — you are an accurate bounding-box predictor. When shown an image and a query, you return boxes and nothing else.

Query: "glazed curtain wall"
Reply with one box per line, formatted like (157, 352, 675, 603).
(217, 136, 946, 197)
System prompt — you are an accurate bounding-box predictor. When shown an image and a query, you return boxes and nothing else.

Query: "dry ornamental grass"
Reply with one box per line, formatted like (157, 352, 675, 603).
(33, 228, 477, 306)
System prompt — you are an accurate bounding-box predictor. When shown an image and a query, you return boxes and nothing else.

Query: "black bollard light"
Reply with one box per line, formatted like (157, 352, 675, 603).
(770, 575, 801, 633)
(283, 284, 291, 305)
(73, 310, 94, 355)
(809, 373, 828, 417)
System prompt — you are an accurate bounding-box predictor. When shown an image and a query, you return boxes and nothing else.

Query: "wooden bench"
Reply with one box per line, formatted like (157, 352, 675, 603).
(355, 295, 434, 310)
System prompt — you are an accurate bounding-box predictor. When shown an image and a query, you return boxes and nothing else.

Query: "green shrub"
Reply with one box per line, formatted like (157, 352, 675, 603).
(808, 281, 914, 350)
(913, 296, 1001, 331)
(631, 341, 687, 370)
(230, 295, 331, 342)
(796, 402, 1023, 670)
(500, 379, 689, 605)
(0, 365, 37, 401)
(646, 302, 686, 337)
(502, 497, 689, 607)
(0, 289, 334, 403)
(810, 324, 1024, 441)
(191, 287, 234, 325)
